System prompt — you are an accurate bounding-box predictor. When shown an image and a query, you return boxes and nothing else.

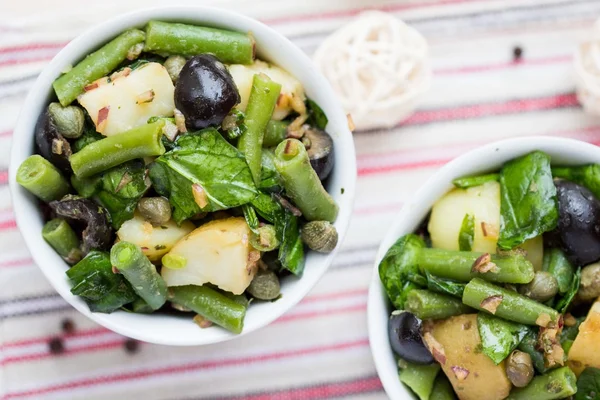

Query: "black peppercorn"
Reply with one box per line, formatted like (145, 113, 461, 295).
(513, 46, 523, 61)
(48, 337, 65, 354)
(124, 338, 140, 354)
(61, 318, 75, 334)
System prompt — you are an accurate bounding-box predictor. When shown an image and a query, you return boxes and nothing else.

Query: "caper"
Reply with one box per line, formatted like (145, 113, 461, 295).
(48, 102, 85, 139)
(301, 221, 338, 253)
(250, 225, 279, 252)
(137, 197, 172, 225)
(578, 262, 600, 303)
(506, 350, 534, 387)
(518, 271, 558, 302)
(164, 55, 187, 83)
(247, 269, 280, 300)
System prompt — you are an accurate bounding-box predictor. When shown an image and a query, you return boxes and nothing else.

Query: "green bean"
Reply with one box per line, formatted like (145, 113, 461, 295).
(399, 363, 440, 400)
(506, 367, 577, 400)
(419, 249, 534, 284)
(430, 374, 457, 400)
(144, 21, 255, 64)
(263, 120, 289, 148)
(273, 139, 338, 222)
(168, 285, 247, 334)
(110, 241, 167, 310)
(238, 74, 281, 185)
(452, 173, 499, 189)
(53, 29, 145, 106)
(70, 121, 165, 178)
(16, 155, 70, 202)
(405, 290, 472, 320)
(42, 219, 81, 262)
(463, 278, 559, 325)
(542, 248, 575, 294)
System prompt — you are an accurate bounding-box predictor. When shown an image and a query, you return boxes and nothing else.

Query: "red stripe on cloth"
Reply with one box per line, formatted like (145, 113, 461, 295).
(221, 376, 383, 400)
(300, 288, 367, 303)
(402, 92, 578, 126)
(2, 338, 369, 399)
(0, 257, 34, 268)
(1, 327, 108, 349)
(0, 130, 12, 138)
(276, 304, 366, 324)
(435, 54, 572, 75)
(0, 42, 68, 55)
(0, 55, 53, 67)
(0, 170, 8, 184)
(0, 219, 17, 230)
(262, 0, 485, 25)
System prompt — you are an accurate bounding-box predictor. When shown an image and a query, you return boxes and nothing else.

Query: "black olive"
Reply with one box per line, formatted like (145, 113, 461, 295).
(35, 110, 73, 174)
(388, 311, 434, 364)
(303, 127, 334, 181)
(554, 180, 600, 266)
(49, 196, 112, 253)
(174, 54, 240, 131)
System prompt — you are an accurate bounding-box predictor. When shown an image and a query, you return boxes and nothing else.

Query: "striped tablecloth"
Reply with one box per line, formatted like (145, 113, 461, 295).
(1, 0, 599, 398)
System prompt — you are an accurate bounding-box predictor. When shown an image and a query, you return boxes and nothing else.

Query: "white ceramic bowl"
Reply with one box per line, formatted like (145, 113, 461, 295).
(367, 137, 600, 399)
(9, 6, 356, 346)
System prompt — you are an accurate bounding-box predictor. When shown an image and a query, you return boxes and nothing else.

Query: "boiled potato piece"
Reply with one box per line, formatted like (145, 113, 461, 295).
(568, 297, 600, 376)
(161, 217, 259, 295)
(429, 314, 512, 400)
(78, 62, 175, 136)
(428, 181, 543, 270)
(228, 60, 305, 120)
(117, 212, 194, 261)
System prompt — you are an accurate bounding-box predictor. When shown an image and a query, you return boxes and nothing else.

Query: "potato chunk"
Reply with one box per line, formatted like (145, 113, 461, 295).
(429, 314, 512, 400)
(228, 60, 305, 120)
(78, 62, 175, 136)
(161, 217, 259, 295)
(568, 297, 600, 375)
(428, 181, 543, 270)
(117, 212, 194, 261)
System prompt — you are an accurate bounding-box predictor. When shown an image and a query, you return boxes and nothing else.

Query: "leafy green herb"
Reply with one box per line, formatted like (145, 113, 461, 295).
(426, 272, 465, 298)
(518, 328, 550, 374)
(66, 251, 137, 313)
(555, 267, 581, 313)
(242, 204, 259, 234)
(71, 175, 102, 198)
(306, 99, 328, 130)
(498, 151, 559, 249)
(222, 109, 247, 140)
(561, 316, 585, 343)
(152, 128, 258, 223)
(95, 160, 149, 229)
(543, 248, 575, 294)
(553, 164, 600, 200)
(378, 234, 427, 309)
(477, 313, 528, 364)
(72, 125, 103, 152)
(250, 192, 305, 275)
(452, 173, 499, 189)
(458, 213, 474, 251)
(259, 150, 281, 191)
(575, 367, 600, 400)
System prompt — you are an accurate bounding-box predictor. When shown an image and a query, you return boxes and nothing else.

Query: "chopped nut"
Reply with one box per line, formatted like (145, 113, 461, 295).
(83, 82, 98, 92)
(462, 321, 472, 330)
(480, 295, 503, 314)
(135, 89, 155, 104)
(564, 313, 576, 327)
(97, 106, 110, 131)
(246, 250, 261, 275)
(192, 184, 209, 209)
(52, 138, 64, 155)
(451, 366, 470, 381)
(115, 172, 132, 193)
(110, 67, 132, 81)
(480, 222, 499, 238)
(193, 315, 213, 329)
(472, 253, 498, 273)
(536, 313, 552, 328)
(174, 108, 187, 133)
(126, 42, 144, 60)
(423, 332, 446, 365)
(273, 193, 302, 217)
(162, 120, 179, 142)
(112, 266, 119, 274)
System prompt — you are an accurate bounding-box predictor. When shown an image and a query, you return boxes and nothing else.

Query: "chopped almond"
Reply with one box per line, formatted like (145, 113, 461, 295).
(193, 315, 213, 329)
(423, 332, 446, 365)
(536, 313, 552, 328)
(97, 106, 110, 132)
(481, 222, 499, 238)
(564, 313, 576, 327)
(347, 114, 355, 132)
(472, 253, 498, 273)
(135, 89, 156, 104)
(174, 108, 187, 133)
(110, 67, 132, 81)
(480, 295, 503, 314)
(192, 184, 209, 209)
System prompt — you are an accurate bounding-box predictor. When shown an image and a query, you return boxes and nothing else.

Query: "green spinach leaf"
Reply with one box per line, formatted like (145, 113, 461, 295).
(242, 204, 259, 234)
(555, 267, 581, 313)
(95, 160, 149, 229)
(576, 367, 600, 400)
(498, 151, 558, 249)
(153, 129, 257, 223)
(477, 312, 528, 364)
(66, 251, 137, 313)
(72, 125, 103, 152)
(543, 248, 575, 294)
(426, 272, 465, 298)
(518, 328, 551, 374)
(259, 149, 281, 191)
(458, 213, 474, 251)
(553, 164, 600, 200)
(452, 173, 499, 189)
(306, 99, 328, 130)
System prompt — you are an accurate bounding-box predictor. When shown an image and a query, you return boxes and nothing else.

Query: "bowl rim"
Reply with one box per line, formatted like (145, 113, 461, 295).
(367, 136, 600, 398)
(8, 5, 356, 346)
